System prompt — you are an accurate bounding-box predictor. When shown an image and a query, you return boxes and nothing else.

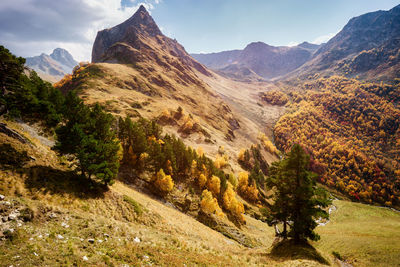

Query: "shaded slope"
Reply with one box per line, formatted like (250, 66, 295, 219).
(288, 4, 400, 81)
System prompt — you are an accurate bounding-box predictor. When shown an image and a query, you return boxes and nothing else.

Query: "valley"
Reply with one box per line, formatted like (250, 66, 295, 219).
(1, 119, 399, 266)
(1, 2, 400, 267)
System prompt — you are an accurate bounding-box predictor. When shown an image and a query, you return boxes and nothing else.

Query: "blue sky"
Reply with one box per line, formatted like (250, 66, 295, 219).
(146, 0, 400, 53)
(0, 0, 399, 61)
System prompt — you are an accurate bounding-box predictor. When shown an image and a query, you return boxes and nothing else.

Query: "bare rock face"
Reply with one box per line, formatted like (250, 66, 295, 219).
(92, 5, 161, 63)
(91, 5, 210, 77)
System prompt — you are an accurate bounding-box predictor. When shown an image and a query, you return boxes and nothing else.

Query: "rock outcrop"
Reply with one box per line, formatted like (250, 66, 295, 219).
(92, 5, 210, 77)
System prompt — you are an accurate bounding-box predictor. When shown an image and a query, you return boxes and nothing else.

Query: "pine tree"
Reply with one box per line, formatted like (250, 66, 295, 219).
(55, 96, 120, 185)
(267, 144, 331, 242)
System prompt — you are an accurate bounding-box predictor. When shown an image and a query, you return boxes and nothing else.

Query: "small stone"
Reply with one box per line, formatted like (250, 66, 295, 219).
(61, 222, 69, 228)
(103, 233, 109, 238)
(4, 201, 11, 206)
(143, 255, 149, 260)
(8, 214, 16, 221)
(29, 237, 34, 241)
(88, 238, 95, 243)
(56, 234, 64, 240)
(33, 252, 38, 257)
(97, 239, 103, 243)
(38, 234, 43, 239)
(0, 194, 4, 200)
(134, 237, 141, 243)
(48, 212, 57, 219)
(17, 222, 22, 227)
(2, 217, 7, 222)
(82, 255, 88, 261)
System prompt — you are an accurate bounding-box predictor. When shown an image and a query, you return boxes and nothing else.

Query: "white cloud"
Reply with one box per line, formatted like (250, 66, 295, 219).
(287, 41, 300, 47)
(312, 32, 337, 45)
(0, 0, 161, 61)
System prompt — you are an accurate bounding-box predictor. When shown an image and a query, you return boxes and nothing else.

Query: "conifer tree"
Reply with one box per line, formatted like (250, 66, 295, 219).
(267, 144, 331, 242)
(55, 94, 120, 185)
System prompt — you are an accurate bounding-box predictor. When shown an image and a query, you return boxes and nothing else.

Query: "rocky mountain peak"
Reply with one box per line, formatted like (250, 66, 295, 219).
(92, 5, 164, 62)
(50, 48, 77, 69)
(25, 48, 78, 81)
(123, 5, 162, 37)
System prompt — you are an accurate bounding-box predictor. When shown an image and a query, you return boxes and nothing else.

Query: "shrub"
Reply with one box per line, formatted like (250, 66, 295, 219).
(260, 90, 289, 105)
(123, 195, 143, 216)
(223, 182, 245, 224)
(201, 189, 224, 217)
(208, 175, 221, 196)
(258, 133, 279, 155)
(228, 173, 238, 188)
(198, 173, 207, 189)
(238, 148, 246, 162)
(238, 171, 259, 202)
(214, 155, 228, 169)
(238, 172, 249, 193)
(154, 169, 174, 193)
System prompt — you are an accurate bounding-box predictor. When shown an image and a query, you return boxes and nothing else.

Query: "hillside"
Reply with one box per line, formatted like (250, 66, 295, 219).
(192, 42, 320, 81)
(271, 76, 400, 208)
(57, 6, 279, 170)
(2, 2, 400, 266)
(287, 4, 400, 81)
(1, 118, 400, 266)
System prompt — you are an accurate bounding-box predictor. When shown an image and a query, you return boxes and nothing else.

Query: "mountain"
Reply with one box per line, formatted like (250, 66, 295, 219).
(50, 48, 78, 72)
(191, 42, 320, 80)
(92, 5, 210, 78)
(25, 48, 78, 82)
(59, 5, 279, 167)
(289, 4, 400, 81)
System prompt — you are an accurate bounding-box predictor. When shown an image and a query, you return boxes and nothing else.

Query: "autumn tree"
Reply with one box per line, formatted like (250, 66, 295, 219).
(153, 168, 174, 194)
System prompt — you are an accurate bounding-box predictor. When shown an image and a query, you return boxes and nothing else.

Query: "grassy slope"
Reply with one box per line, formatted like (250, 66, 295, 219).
(315, 200, 400, 267)
(1, 120, 400, 266)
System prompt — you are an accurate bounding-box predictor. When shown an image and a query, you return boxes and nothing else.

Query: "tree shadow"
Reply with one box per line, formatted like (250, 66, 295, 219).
(25, 165, 108, 199)
(268, 239, 330, 265)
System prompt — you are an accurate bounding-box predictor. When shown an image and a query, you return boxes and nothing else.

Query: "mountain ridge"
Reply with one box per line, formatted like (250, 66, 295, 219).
(284, 3, 400, 81)
(191, 41, 320, 80)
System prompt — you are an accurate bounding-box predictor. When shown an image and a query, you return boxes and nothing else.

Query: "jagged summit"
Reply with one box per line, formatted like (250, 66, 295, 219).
(92, 5, 163, 62)
(91, 4, 210, 77)
(50, 48, 77, 69)
(122, 5, 162, 37)
(25, 48, 78, 81)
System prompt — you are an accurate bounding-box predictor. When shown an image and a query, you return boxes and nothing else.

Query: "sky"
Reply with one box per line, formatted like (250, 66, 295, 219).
(0, 0, 399, 61)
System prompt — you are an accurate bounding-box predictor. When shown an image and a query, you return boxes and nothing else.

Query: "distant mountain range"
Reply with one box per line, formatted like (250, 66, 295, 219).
(192, 42, 320, 80)
(193, 4, 400, 82)
(25, 48, 78, 82)
(291, 4, 400, 81)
